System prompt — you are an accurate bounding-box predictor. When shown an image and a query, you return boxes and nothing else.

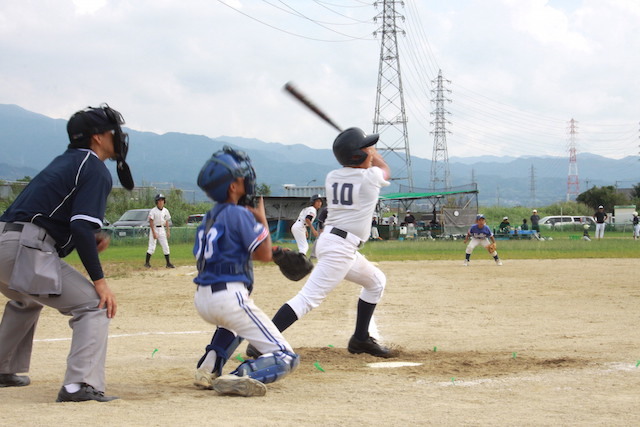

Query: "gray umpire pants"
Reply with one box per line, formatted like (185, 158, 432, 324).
(0, 222, 110, 391)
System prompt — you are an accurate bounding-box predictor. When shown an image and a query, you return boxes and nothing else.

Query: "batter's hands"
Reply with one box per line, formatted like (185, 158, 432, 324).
(95, 231, 110, 253)
(94, 278, 117, 318)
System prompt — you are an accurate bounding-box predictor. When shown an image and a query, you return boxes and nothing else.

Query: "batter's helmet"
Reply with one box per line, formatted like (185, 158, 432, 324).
(310, 194, 322, 203)
(332, 127, 379, 167)
(197, 146, 256, 203)
(67, 103, 133, 190)
(155, 193, 166, 202)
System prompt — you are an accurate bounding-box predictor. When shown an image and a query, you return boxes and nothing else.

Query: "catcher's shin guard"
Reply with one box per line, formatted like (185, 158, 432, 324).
(232, 351, 299, 384)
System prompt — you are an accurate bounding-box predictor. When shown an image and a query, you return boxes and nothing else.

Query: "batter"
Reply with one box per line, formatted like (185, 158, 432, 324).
(247, 127, 395, 359)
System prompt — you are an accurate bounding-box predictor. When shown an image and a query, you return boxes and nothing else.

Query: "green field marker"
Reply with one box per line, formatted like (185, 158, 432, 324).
(152, 348, 158, 358)
(636, 360, 640, 368)
(236, 353, 245, 362)
(512, 352, 517, 359)
(314, 361, 325, 372)
(327, 344, 334, 348)
(451, 377, 455, 384)
(433, 346, 437, 352)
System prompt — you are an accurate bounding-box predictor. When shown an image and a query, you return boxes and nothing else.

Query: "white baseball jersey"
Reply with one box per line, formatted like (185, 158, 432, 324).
(295, 206, 317, 225)
(324, 166, 390, 241)
(148, 206, 171, 227)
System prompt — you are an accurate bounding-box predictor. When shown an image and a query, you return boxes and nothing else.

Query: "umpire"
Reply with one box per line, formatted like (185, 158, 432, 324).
(0, 104, 134, 402)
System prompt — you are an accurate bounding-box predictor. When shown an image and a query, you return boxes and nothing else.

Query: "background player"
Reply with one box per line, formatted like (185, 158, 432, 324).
(633, 211, 639, 240)
(247, 127, 394, 359)
(144, 194, 174, 268)
(192, 146, 298, 397)
(291, 195, 322, 255)
(463, 214, 502, 266)
(0, 104, 132, 402)
(593, 205, 608, 239)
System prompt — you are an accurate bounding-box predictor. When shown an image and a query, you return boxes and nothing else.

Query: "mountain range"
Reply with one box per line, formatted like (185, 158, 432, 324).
(1, 103, 638, 206)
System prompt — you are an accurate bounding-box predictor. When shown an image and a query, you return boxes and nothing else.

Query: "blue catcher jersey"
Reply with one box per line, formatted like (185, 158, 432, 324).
(468, 224, 493, 239)
(193, 203, 269, 289)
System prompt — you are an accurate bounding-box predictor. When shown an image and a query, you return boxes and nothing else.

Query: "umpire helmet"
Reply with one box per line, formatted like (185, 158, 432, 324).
(197, 146, 256, 203)
(67, 103, 134, 190)
(332, 127, 379, 167)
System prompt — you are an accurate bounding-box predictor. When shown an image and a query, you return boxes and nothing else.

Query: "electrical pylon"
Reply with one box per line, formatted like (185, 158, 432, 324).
(566, 118, 579, 201)
(430, 69, 452, 191)
(372, 0, 413, 191)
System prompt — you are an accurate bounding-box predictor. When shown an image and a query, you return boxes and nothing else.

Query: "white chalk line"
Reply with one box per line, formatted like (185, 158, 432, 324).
(34, 330, 211, 343)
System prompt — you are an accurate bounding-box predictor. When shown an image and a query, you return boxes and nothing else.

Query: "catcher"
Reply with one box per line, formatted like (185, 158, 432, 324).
(463, 214, 502, 266)
(191, 146, 301, 397)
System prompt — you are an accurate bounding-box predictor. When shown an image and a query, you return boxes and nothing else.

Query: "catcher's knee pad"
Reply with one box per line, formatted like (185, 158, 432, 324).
(232, 350, 300, 384)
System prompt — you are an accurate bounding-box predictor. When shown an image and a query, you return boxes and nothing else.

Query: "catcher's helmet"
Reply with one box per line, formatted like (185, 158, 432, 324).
(155, 193, 166, 202)
(197, 146, 256, 203)
(332, 127, 379, 166)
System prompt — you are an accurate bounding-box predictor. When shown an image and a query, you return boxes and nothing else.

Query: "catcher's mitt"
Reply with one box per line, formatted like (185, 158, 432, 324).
(272, 246, 314, 281)
(487, 242, 497, 253)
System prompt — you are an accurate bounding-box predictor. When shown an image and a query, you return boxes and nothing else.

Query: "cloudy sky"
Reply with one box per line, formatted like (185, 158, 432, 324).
(1, 0, 639, 164)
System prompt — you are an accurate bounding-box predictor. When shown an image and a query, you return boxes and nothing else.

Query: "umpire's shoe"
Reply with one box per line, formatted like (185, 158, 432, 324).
(348, 335, 393, 358)
(0, 373, 30, 387)
(56, 383, 119, 402)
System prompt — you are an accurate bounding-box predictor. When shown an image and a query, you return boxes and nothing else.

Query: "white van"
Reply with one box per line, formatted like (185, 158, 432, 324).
(538, 216, 595, 228)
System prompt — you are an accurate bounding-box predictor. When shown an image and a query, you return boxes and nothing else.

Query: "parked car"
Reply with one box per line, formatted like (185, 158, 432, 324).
(186, 214, 205, 226)
(110, 208, 151, 237)
(539, 215, 595, 228)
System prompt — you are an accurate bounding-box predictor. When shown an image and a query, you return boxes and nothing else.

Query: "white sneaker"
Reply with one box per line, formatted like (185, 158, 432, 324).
(495, 259, 503, 266)
(463, 260, 469, 266)
(194, 367, 218, 390)
(212, 374, 267, 397)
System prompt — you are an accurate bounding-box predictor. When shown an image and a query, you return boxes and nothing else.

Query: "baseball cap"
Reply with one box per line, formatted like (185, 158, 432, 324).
(503, 216, 508, 220)
(67, 107, 118, 146)
(532, 209, 537, 212)
(598, 205, 604, 209)
(476, 214, 485, 220)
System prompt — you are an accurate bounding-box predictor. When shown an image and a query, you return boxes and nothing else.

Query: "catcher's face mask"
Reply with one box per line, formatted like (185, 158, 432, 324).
(102, 104, 134, 191)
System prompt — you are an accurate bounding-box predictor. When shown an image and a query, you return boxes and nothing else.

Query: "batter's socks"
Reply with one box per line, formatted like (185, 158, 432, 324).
(272, 304, 298, 332)
(144, 253, 151, 267)
(354, 299, 376, 341)
(465, 254, 471, 261)
(165, 254, 175, 268)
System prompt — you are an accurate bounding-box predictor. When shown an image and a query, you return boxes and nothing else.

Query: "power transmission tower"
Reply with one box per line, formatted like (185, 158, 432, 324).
(430, 69, 452, 191)
(566, 118, 579, 201)
(529, 164, 536, 206)
(372, 0, 413, 191)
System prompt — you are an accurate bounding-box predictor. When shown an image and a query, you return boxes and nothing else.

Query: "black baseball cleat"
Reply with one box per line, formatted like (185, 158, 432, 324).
(166, 263, 175, 268)
(0, 374, 30, 387)
(56, 384, 119, 402)
(245, 343, 262, 359)
(348, 335, 393, 358)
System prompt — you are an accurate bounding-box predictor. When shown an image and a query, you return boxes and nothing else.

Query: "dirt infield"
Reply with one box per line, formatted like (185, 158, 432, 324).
(1, 259, 639, 426)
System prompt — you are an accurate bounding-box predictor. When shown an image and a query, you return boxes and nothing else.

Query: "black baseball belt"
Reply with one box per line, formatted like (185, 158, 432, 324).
(2, 222, 24, 233)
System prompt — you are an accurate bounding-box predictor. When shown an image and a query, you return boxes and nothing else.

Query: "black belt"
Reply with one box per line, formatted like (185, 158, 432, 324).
(330, 227, 348, 239)
(155, 225, 163, 227)
(201, 283, 250, 294)
(2, 223, 24, 233)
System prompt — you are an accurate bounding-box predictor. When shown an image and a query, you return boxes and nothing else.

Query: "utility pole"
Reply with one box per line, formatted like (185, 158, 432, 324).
(430, 69, 452, 191)
(530, 164, 536, 207)
(372, 0, 413, 191)
(566, 118, 579, 201)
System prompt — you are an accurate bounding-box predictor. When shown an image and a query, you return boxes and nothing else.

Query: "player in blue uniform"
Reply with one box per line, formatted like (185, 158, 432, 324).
(463, 214, 502, 266)
(0, 104, 133, 402)
(192, 146, 299, 397)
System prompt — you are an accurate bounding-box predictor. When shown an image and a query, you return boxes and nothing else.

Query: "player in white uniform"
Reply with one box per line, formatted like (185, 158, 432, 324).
(144, 194, 174, 268)
(290, 195, 322, 255)
(633, 211, 639, 240)
(246, 127, 395, 358)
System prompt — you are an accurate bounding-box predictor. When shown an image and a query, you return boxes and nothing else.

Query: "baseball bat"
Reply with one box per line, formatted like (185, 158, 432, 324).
(283, 81, 343, 132)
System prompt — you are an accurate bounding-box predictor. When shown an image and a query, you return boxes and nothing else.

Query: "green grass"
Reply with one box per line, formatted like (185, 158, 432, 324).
(64, 230, 640, 274)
